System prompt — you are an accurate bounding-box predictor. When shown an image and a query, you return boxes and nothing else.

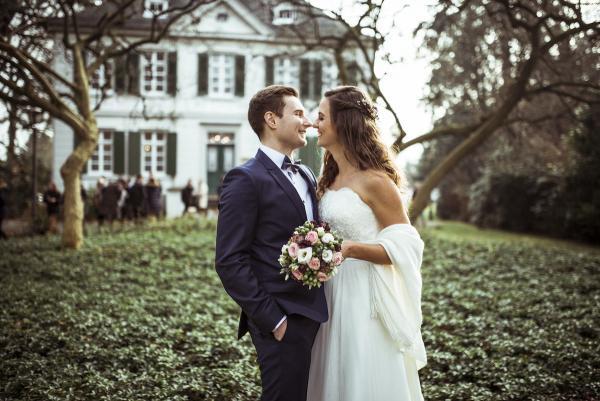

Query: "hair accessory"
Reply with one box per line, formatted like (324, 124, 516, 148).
(356, 99, 378, 120)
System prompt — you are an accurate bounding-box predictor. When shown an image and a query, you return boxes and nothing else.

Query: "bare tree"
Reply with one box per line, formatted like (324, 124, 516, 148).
(0, 0, 215, 248)
(291, 0, 599, 220)
(403, 0, 599, 220)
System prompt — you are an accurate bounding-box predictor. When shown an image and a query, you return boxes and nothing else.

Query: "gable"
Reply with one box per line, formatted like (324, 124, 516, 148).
(173, 0, 272, 37)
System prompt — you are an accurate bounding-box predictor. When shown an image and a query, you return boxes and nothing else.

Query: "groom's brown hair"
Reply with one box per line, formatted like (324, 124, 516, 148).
(248, 85, 299, 139)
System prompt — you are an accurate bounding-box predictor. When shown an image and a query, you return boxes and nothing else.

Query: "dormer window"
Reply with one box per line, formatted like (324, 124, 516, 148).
(273, 4, 299, 25)
(143, 0, 168, 18)
(279, 10, 294, 19)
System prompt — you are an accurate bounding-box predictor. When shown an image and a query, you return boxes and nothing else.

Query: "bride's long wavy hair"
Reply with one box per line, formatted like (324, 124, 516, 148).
(316, 86, 401, 198)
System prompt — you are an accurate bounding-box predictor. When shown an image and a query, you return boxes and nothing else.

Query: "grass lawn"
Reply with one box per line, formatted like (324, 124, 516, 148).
(1, 218, 598, 400)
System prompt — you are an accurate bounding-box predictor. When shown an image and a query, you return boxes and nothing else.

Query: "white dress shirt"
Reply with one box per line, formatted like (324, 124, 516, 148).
(259, 144, 314, 221)
(259, 144, 315, 332)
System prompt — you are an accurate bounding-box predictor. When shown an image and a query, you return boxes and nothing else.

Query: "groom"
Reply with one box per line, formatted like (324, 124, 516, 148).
(215, 85, 328, 401)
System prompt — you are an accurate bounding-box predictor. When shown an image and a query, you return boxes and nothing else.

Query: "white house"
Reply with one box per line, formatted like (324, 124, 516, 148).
(51, 0, 360, 216)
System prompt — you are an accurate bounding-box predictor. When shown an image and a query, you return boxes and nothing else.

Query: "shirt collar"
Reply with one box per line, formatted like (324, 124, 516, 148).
(259, 144, 294, 170)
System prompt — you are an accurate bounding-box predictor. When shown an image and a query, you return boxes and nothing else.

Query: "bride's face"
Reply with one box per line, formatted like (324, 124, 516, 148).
(314, 98, 337, 149)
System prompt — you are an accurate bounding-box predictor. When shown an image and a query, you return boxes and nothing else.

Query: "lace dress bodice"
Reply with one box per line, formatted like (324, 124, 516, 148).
(319, 188, 380, 241)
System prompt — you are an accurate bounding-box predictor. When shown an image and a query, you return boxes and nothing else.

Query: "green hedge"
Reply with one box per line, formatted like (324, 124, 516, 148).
(1, 219, 598, 400)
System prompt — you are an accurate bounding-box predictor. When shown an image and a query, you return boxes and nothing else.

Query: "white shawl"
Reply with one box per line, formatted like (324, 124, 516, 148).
(365, 224, 427, 370)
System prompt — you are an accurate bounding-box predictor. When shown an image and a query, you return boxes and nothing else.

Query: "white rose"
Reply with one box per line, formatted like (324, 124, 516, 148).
(321, 249, 333, 263)
(316, 227, 325, 237)
(281, 244, 289, 254)
(297, 247, 313, 264)
(322, 233, 334, 244)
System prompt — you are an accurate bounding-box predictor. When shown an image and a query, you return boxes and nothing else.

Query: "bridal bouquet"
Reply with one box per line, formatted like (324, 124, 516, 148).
(279, 221, 344, 289)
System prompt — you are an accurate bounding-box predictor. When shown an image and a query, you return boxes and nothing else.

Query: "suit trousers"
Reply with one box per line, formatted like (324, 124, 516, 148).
(248, 314, 320, 401)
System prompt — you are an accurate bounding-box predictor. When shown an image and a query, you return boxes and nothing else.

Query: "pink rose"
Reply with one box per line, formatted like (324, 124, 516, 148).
(317, 272, 329, 282)
(292, 269, 304, 281)
(288, 242, 299, 259)
(305, 231, 319, 245)
(308, 257, 320, 270)
(333, 252, 344, 266)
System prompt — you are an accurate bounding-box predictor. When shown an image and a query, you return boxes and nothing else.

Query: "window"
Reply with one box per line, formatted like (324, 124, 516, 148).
(143, 0, 168, 18)
(89, 130, 113, 174)
(90, 62, 113, 92)
(273, 5, 298, 25)
(279, 10, 294, 19)
(209, 54, 234, 97)
(274, 57, 299, 88)
(216, 12, 228, 22)
(141, 51, 167, 96)
(142, 131, 167, 175)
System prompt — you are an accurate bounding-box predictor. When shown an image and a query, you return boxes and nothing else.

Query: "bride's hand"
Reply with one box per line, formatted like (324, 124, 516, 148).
(341, 240, 356, 259)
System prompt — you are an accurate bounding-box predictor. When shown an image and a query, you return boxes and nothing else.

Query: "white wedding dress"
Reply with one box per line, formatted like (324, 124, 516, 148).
(307, 188, 426, 401)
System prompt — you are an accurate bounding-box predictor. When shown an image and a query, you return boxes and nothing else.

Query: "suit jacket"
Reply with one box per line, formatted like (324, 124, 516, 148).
(215, 149, 328, 339)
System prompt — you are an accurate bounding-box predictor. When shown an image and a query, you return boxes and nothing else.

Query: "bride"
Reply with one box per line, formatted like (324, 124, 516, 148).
(307, 86, 426, 401)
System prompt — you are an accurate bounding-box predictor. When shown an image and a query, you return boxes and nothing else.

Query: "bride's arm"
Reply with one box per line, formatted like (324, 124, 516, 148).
(341, 174, 411, 265)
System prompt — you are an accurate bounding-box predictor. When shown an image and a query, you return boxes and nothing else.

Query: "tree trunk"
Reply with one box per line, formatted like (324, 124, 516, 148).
(60, 124, 98, 249)
(409, 47, 540, 222)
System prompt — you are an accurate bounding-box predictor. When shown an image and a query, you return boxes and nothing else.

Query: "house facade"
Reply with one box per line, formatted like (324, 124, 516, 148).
(51, 0, 356, 216)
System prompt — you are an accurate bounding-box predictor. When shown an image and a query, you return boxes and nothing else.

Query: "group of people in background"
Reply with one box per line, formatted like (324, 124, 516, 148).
(0, 174, 208, 237)
(93, 174, 163, 225)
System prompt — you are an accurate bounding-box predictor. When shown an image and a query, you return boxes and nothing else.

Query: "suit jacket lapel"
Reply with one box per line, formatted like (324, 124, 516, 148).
(256, 150, 307, 221)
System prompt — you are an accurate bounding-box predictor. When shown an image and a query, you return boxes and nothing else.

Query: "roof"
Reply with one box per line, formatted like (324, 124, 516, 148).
(45, 0, 347, 43)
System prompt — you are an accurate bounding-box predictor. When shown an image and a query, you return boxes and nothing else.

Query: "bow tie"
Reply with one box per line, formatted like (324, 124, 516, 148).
(282, 156, 302, 173)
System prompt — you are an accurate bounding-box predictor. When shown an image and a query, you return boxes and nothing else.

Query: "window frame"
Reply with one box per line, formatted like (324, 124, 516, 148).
(208, 54, 235, 98)
(143, 0, 169, 19)
(90, 61, 114, 95)
(88, 130, 114, 176)
(141, 130, 167, 177)
(140, 51, 168, 97)
(273, 57, 300, 88)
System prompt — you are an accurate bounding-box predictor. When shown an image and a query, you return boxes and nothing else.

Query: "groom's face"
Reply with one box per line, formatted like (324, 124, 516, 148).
(274, 96, 311, 151)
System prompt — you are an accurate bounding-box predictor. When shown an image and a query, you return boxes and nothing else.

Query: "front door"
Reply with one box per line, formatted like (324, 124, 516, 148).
(207, 133, 234, 196)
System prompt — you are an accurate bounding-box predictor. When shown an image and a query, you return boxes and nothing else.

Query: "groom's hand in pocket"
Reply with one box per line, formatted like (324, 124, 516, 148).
(273, 319, 287, 341)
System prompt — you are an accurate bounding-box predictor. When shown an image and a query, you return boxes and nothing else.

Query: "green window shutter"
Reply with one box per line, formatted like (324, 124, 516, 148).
(128, 131, 141, 175)
(298, 136, 322, 176)
(198, 53, 208, 96)
(300, 59, 310, 99)
(73, 133, 88, 173)
(114, 56, 127, 94)
(313, 60, 322, 100)
(167, 51, 177, 96)
(265, 56, 274, 86)
(235, 55, 245, 97)
(167, 132, 177, 177)
(113, 131, 125, 175)
(127, 53, 140, 95)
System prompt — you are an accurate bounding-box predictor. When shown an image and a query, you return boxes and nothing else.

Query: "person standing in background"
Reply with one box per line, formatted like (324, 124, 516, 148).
(128, 174, 146, 222)
(117, 177, 128, 221)
(145, 176, 162, 219)
(180, 179, 194, 215)
(94, 177, 106, 226)
(101, 180, 121, 226)
(43, 181, 61, 234)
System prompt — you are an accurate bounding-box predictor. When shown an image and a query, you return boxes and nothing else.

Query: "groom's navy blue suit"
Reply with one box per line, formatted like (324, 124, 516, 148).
(215, 149, 328, 401)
